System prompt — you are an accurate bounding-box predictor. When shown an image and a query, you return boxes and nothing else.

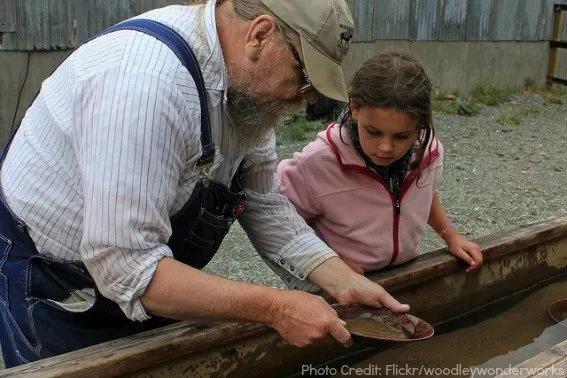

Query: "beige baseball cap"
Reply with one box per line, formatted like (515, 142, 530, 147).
(261, 0, 354, 102)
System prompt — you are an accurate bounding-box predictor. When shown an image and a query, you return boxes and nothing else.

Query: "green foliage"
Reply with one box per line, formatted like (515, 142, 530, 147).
(466, 101, 481, 116)
(276, 115, 323, 144)
(551, 85, 567, 96)
(434, 88, 448, 101)
(495, 106, 541, 126)
(434, 88, 460, 101)
(523, 77, 539, 92)
(280, 81, 566, 129)
(496, 113, 521, 126)
(432, 88, 465, 115)
(544, 94, 565, 105)
(433, 80, 567, 117)
(471, 84, 510, 106)
(432, 100, 458, 114)
(521, 107, 541, 116)
(517, 80, 566, 105)
(543, 84, 567, 105)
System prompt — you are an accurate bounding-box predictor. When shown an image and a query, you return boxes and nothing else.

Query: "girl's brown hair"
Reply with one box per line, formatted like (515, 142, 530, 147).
(340, 51, 434, 171)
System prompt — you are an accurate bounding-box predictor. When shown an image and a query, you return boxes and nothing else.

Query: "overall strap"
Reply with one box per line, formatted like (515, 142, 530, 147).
(96, 19, 216, 166)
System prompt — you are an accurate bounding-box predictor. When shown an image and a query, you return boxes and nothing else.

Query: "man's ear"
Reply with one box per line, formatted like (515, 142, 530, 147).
(244, 15, 278, 61)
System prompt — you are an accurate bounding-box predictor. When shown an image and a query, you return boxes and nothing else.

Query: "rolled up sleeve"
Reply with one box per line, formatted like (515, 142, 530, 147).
(237, 132, 337, 285)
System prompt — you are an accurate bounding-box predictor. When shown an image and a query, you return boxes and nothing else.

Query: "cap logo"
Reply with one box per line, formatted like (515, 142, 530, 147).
(340, 30, 353, 43)
(337, 24, 354, 58)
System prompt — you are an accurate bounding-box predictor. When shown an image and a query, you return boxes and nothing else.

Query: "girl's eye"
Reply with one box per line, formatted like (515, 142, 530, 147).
(366, 128, 382, 136)
(394, 134, 410, 140)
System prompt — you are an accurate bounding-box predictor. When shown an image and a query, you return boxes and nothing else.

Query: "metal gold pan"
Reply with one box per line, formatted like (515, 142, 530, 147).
(334, 303, 434, 344)
(549, 299, 567, 325)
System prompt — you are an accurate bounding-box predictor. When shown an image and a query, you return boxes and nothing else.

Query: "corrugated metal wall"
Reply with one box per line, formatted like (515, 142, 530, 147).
(0, 0, 185, 51)
(439, 0, 468, 41)
(372, 0, 411, 40)
(353, 0, 567, 42)
(2, 0, 567, 51)
(411, 0, 439, 41)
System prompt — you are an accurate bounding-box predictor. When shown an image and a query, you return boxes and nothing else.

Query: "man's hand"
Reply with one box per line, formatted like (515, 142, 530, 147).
(308, 257, 410, 313)
(141, 258, 353, 348)
(267, 290, 353, 348)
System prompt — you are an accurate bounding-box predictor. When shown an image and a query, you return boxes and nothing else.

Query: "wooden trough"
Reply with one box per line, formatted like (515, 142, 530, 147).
(1, 213, 567, 377)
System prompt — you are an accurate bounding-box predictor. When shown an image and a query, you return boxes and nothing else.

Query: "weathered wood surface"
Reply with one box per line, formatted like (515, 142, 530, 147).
(547, 4, 566, 87)
(1, 214, 567, 378)
(495, 339, 567, 378)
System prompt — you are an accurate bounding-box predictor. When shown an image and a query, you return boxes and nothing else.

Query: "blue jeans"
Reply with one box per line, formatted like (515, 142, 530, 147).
(0, 201, 174, 368)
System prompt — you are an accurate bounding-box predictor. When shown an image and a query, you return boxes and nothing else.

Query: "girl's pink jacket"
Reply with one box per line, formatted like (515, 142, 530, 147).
(277, 123, 443, 271)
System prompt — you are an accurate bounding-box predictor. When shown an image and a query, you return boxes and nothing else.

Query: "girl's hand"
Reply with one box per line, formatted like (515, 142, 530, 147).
(445, 234, 483, 272)
(341, 257, 365, 275)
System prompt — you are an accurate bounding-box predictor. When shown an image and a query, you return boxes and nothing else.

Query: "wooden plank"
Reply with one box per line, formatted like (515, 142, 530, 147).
(533, 358, 567, 377)
(547, 76, 567, 86)
(550, 40, 567, 48)
(1, 214, 567, 378)
(534, 358, 567, 378)
(370, 214, 567, 293)
(551, 7, 566, 43)
(0, 321, 272, 378)
(495, 340, 567, 377)
(547, 6, 566, 88)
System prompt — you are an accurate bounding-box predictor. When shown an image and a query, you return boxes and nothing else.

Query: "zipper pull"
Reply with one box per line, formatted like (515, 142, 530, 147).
(395, 198, 401, 214)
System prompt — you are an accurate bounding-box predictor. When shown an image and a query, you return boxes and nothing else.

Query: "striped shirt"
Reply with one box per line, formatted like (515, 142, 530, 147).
(0, 1, 335, 321)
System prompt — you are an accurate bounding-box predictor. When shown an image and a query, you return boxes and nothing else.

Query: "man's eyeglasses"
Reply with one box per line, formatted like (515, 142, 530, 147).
(286, 42, 316, 95)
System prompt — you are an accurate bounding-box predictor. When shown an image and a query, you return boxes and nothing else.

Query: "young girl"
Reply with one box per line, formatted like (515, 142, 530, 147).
(277, 51, 483, 275)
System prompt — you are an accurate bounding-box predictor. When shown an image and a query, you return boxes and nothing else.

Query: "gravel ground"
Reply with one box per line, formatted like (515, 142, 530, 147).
(204, 90, 567, 288)
(1, 91, 565, 370)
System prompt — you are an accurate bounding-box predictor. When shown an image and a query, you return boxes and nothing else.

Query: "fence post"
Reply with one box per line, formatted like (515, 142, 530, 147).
(547, 4, 567, 88)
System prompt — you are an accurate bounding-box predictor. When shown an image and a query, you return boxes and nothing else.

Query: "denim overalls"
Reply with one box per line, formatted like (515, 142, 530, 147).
(0, 20, 245, 367)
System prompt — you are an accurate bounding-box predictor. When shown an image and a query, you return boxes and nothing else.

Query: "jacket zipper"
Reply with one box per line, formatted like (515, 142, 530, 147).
(364, 176, 403, 265)
(388, 172, 421, 264)
(390, 197, 401, 264)
(372, 173, 418, 265)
